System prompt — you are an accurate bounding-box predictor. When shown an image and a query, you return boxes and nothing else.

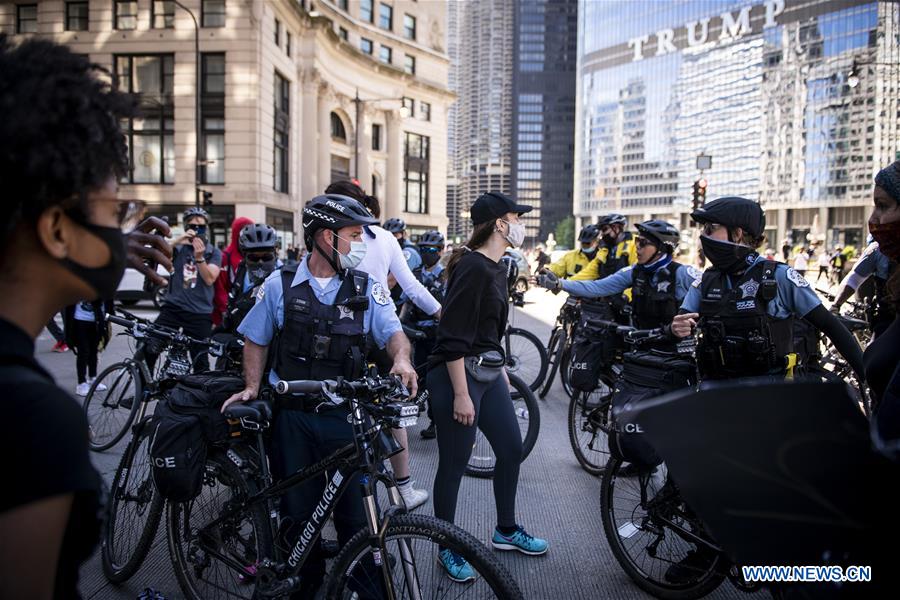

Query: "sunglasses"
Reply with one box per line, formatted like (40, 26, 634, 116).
(418, 246, 442, 253)
(702, 223, 724, 236)
(245, 252, 276, 263)
(635, 236, 655, 248)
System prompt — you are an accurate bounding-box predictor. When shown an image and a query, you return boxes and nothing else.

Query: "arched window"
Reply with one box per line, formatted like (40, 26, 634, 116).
(330, 112, 347, 141)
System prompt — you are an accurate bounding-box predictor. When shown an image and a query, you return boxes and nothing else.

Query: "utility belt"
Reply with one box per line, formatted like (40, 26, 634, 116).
(697, 319, 797, 379)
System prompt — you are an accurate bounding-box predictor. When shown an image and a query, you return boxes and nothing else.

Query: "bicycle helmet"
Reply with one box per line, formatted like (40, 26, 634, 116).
(302, 194, 378, 253)
(578, 224, 601, 244)
(238, 223, 277, 253)
(417, 230, 445, 248)
(500, 254, 519, 293)
(598, 214, 627, 227)
(691, 196, 765, 238)
(183, 206, 209, 223)
(635, 220, 680, 253)
(382, 218, 406, 234)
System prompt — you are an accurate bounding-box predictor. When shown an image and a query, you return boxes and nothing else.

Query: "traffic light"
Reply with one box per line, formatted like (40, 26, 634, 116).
(201, 190, 213, 207)
(691, 178, 708, 211)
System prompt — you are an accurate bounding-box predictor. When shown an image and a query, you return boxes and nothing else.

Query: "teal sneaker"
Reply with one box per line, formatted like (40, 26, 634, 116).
(491, 526, 549, 556)
(438, 549, 475, 583)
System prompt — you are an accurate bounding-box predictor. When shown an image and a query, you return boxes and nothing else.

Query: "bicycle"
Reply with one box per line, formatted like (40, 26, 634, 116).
(503, 290, 548, 391)
(538, 297, 581, 399)
(83, 309, 231, 451)
(99, 313, 226, 583)
(165, 374, 523, 599)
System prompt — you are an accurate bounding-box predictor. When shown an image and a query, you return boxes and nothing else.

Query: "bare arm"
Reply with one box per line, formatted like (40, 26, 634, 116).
(221, 339, 268, 411)
(197, 260, 221, 286)
(0, 494, 72, 600)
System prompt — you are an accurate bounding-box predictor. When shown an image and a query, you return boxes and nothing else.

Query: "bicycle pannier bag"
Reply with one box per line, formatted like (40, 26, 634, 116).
(570, 324, 618, 392)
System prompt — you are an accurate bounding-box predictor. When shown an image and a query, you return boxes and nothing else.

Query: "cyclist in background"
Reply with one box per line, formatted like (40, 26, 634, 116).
(383, 217, 422, 271)
(830, 240, 896, 338)
(543, 224, 601, 278)
(221, 223, 281, 333)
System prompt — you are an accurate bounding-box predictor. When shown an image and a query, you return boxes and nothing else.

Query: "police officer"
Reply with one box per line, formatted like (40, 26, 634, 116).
(831, 240, 896, 338)
(543, 223, 600, 278)
(382, 217, 422, 271)
(539, 220, 699, 335)
(222, 194, 417, 597)
(671, 197, 864, 381)
(221, 223, 280, 333)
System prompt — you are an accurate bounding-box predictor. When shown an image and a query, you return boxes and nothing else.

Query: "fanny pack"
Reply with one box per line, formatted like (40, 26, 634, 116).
(464, 350, 505, 383)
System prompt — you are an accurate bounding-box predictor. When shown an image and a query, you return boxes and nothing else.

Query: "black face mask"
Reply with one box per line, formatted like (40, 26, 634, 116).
(601, 234, 616, 246)
(421, 251, 441, 268)
(396, 236, 406, 248)
(61, 221, 127, 300)
(700, 235, 758, 273)
(247, 259, 277, 285)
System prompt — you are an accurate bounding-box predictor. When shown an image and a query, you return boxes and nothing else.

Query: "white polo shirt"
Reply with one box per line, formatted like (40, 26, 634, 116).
(357, 225, 441, 316)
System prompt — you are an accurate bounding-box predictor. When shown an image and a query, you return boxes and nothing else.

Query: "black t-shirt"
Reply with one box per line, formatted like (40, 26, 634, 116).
(430, 251, 508, 364)
(0, 319, 102, 599)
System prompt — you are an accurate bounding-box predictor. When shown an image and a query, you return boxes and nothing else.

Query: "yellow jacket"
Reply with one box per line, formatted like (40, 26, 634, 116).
(571, 235, 638, 281)
(547, 249, 597, 278)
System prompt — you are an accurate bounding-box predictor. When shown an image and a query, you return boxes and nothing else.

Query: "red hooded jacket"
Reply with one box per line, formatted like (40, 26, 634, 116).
(212, 216, 254, 326)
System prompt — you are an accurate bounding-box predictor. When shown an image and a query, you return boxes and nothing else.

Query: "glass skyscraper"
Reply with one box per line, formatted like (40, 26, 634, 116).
(576, 0, 900, 249)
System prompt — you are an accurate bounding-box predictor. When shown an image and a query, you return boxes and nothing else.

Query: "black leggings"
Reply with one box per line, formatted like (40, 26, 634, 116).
(71, 320, 100, 384)
(427, 363, 523, 528)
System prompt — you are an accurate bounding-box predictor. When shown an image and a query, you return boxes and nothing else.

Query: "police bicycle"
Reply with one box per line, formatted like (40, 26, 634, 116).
(538, 297, 581, 399)
(97, 312, 227, 583)
(165, 373, 523, 599)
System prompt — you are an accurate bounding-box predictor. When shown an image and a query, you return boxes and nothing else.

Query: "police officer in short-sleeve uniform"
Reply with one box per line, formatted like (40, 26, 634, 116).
(223, 194, 417, 598)
(831, 240, 897, 337)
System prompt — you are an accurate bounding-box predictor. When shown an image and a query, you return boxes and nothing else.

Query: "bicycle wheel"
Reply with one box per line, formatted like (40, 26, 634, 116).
(601, 457, 726, 599)
(466, 373, 540, 478)
(505, 326, 548, 391)
(568, 373, 616, 475)
(325, 513, 523, 600)
(101, 418, 164, 583)
(539, 328, 566, 398)
(84, 361, 142, 452)
(560, 345, 576, 399)
(168, 450, 273, 600)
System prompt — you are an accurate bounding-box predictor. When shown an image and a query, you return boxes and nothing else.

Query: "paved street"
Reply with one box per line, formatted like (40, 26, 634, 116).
(34, 290, 762, 600)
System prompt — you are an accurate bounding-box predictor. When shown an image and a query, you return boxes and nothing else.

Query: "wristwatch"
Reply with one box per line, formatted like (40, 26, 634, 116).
(195, 257, 206, 264)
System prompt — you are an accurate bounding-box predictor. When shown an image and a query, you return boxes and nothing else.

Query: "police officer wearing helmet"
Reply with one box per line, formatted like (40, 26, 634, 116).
(222, 194, 417, 597)
(221, 222, 281, 333)
(383, 217, 422, 271)
(541, 220, 698, 331)
(542, 224, 600, 278)
(671, 197, 864, 381)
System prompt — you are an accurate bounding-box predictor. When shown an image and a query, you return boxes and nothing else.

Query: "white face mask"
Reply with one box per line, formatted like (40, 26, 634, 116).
(335, 235, 367, 269)
(501, 220, 526, 248)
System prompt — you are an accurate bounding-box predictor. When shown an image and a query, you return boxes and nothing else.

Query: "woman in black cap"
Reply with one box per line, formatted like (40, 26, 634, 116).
(427, 191, 549, 582)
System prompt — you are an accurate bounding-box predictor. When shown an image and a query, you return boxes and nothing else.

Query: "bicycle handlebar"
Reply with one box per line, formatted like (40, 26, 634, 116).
(274, 379, 330, 395)
(106, 313, 225, 355)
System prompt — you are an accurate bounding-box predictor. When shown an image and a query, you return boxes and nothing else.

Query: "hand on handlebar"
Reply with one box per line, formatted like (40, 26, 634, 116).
(221, 387, 257, 413)
(390, 359, 418, 397)
(671, 313, 699, 338)
(536, 269, 561, 294)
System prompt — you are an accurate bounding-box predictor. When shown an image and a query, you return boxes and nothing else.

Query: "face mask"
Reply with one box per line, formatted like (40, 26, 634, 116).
(869, 220, 900, 261)
(501, 220, 526, 248)
(247, 259, 277, 285)
(336, 237, 367, 270)
(61, 221, 127, 300)
(396, 236, 405, 248)
(421, 251, 441, 268)
(601, 233, 616, 246)
(700, 235, 758, 273)
(581, 246, 597, 258)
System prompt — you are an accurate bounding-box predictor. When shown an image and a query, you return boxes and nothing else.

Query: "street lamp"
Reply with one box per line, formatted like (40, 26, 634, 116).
(171, 1, 202, 207)
(352, 89, 411, 180)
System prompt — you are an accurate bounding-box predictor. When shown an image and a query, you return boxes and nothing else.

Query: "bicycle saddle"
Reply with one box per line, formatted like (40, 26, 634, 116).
(224, 399, 273, 422)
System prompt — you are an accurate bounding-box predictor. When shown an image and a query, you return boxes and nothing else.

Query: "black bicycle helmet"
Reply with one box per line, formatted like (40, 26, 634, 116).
(691, 196, 765, 238)
(599, 213, 627, 227)
(238, 223, 277, 253)
(418, 230, 445, 248)
(635, 220, 680, 253)
(382, 217, 406, 234)
(183, 206, 209, 223)
(578, 224, 601, 243)
(500, 254, 519, 293)
(302, 194, 378, 252)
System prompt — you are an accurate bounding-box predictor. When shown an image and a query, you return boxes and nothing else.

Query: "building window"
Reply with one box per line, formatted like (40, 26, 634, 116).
(338, 26, 348, 41)
(201, 53, 225, 184)
(379, 3, 393, 30)
(115, 54, 175, 183)
(152, 1, 175, 29)
(286, 31, 292, 56)
(402, 96, 415, 118)
(338, 0, 348, 10)
(360, 38, 373, 55)
(331, 112, 347, 141)
(403, 14, 415, 40)
(404, 132, 429, 214)
(16, 4, 37, 33)
(371, 174, 378, 198)
(360, 0, 373, 23)
(114, 1, 137, 30)
(420, 101, 431, 121)
(379, 45, 392, 64)
(372, 123, 382, 151)
(275, 19, 281, 46)
(65, 2, 89, 31)
(202, 0, 226, 27)
(274, 72, 290, 193)
(404, 55, 416, 75)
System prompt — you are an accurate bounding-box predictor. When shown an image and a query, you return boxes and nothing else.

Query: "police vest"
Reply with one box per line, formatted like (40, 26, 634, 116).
(696, 260, 794, 379)
(631, 261, 680, 330)
(275, 265, 369, 382)
(224, 263, 258, 333)
(402, 268, 445, 333)
(600, 233, 634, 279)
